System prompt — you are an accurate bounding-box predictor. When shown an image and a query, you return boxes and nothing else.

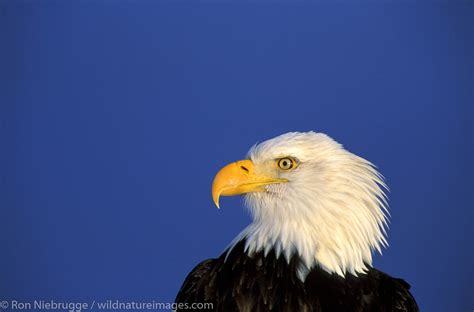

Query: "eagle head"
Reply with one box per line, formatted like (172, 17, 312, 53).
(212, 132, 388, 280)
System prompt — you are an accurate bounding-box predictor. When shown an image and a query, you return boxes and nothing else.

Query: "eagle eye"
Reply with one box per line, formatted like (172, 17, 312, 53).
(277, 157, 296, 170)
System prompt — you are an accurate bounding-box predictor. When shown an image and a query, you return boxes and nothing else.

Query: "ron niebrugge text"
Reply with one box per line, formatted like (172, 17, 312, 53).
(6, 300, 88, 311)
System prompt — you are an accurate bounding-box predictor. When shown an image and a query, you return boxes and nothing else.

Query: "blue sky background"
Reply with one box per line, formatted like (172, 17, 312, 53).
(1, 1, 472, 311)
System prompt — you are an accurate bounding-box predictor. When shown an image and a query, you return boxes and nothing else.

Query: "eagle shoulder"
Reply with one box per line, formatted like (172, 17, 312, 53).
(175, 258, 216, 307)
(385, 277, 419, 312)
(368, 269, 419, 312)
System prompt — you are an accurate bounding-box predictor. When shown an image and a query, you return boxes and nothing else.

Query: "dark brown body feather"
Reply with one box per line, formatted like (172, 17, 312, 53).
(175, 240, 418, 312)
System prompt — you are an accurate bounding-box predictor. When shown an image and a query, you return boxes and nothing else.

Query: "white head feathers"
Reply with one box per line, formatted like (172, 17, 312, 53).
(226, 131, 389, 281)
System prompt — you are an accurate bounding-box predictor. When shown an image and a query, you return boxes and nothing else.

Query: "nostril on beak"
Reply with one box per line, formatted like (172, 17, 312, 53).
(240, 165, 249, 173)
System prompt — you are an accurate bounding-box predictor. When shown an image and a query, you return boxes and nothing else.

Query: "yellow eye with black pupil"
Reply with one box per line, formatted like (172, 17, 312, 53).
(277, 158, 295, 170)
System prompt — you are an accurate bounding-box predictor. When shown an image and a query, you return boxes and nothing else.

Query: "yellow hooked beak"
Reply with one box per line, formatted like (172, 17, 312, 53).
(212, 159, 288, 208)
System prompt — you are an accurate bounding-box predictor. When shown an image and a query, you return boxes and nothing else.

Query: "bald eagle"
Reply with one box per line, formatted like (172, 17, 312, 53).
(175, 132, 418, 312)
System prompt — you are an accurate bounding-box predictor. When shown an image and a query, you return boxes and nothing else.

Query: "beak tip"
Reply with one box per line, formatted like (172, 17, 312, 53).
(212, 179, 220, 209)
(213, 193, 221, 209)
